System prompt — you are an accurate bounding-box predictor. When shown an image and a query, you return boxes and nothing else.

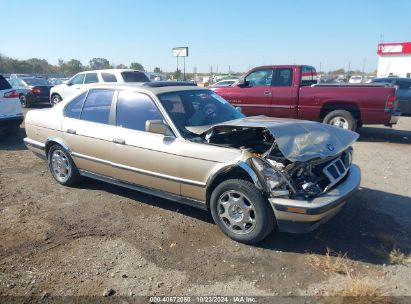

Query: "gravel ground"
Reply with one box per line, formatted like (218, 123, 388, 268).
(0, 108, 410, 299)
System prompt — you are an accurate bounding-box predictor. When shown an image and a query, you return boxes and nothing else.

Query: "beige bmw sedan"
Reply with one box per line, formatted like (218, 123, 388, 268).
(24, 83, 361, 243)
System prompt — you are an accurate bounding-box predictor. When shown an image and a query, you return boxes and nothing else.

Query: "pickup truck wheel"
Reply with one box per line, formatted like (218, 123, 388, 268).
(210, 179, 275, 244)
(50, 94, 62, 107)
(48, 144, 81, 186)
(323, 110, 357, 131)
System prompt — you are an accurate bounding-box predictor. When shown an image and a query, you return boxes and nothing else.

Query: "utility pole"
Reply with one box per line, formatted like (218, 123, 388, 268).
(362, 57, 366, 75)
(347, 61, 351, 79)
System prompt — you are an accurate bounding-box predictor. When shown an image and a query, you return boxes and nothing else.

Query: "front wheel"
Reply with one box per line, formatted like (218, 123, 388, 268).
(210, 179, 275, 244)
(50, 94, 62, 107)
(323, 110, 357, 131)
(48, 144, 81, 186)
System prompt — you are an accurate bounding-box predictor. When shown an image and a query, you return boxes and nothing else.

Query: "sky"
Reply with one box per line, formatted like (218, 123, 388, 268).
(1, 0, 411, 73)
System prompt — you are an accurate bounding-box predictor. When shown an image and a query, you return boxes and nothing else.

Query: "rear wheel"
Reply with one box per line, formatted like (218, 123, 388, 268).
(48, 144, 81, 186)
(210, 179, 275, 244)
(50, 94, 62, 107)
(20, 95, 30, 108)
(323, 110, 357, 131)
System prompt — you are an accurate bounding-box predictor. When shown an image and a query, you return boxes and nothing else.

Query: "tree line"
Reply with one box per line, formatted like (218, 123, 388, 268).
(0, 54, 151, 77)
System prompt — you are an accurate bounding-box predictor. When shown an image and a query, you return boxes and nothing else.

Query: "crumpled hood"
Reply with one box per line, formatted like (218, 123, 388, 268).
(188, 116, 359, 162)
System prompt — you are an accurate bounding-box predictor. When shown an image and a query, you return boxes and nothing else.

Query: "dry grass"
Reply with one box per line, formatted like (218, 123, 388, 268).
(306, 247, 351, 275)
(338, 275, 382, 297)
(389, 247, 407, 265)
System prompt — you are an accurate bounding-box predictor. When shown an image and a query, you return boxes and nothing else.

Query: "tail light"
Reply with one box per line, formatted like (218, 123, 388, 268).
(385, 95, 396, 110)
(3, 90, 19, 98)
(31, 87, 41, 94)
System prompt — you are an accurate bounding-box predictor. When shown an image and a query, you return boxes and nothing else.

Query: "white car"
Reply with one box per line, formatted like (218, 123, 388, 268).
(50, 69, 150, 106)
(348, 75, 364, 84)
(0, 75, 23, 135)
(209, 79, 238, 89)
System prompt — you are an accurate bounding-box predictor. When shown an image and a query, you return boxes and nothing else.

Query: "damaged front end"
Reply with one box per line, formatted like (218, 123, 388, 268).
(191, 117, 359, 204)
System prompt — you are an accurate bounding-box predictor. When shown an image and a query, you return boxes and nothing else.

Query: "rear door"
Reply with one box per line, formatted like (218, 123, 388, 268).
(62, 89, 117, 177)
(226, 68, 274, 116)
(270, 67, 298, 117)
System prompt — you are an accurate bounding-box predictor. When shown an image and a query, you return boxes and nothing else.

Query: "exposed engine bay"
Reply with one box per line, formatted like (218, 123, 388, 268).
(196, 125, 354, 201)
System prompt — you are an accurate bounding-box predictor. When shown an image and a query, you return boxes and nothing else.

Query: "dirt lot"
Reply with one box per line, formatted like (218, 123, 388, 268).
(1, 108, 411, 299)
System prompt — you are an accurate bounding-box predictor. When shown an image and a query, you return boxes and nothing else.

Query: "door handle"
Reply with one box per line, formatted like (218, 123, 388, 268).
(264, 91, 272, 96)
(113, 138, 125, 145)
(67, 129, 76, 134)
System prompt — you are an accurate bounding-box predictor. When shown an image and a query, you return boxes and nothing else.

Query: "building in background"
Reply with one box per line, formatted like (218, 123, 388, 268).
(377, 42, 411, 78)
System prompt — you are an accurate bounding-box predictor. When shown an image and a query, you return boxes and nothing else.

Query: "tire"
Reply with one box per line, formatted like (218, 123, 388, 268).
(323, 110, 357, 131)
(48, 144, 81, 186)
(50, 94, 62, 107)
(20, 95, 30, 108)
(210, 179, 275, 244)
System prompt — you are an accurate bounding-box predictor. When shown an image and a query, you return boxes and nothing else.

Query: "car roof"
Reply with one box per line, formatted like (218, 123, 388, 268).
(83, 82, 208, 95)
(78, 69, 144, 74)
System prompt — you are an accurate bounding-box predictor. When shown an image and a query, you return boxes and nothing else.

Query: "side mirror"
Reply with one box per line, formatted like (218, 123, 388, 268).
(235, 106, 242, 113)
(66, 81, 72, 86)
(145, 120, 171, 136)
(237, 78, 249, 87)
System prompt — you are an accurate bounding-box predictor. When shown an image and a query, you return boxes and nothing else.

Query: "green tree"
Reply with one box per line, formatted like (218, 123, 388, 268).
(116, 64, 128, 69)
(153, 67, 162, 73)
(89, 57, 111, 70)
(174, 69, 182, 80)
(130, 62, 145, 71)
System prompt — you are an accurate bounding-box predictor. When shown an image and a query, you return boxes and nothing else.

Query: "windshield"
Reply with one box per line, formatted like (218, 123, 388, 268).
(23, 78, 50, 86)
(158, 90, 244, 137)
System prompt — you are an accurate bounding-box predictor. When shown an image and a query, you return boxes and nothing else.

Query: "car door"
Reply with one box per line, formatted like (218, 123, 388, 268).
(270, 67, 299, 118)
(226, 68, 274, 116)
(62, 89, 117, 177)
(64, 73, 85, 99)
(109, 90, 181, 196)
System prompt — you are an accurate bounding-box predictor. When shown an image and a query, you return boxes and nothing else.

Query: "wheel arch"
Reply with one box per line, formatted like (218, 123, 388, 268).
(320, 101, 362, 122)
(205, 161, 264, 210)
(45, 137, 71, 157)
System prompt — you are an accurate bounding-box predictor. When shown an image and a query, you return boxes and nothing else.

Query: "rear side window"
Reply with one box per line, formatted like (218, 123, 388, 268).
(64, 92, 88, 119)
(273, 68, 293, 86)
(101, 73, 117, 82)
(121, 72, 150, 82)
(84, 73, 99, 84)
(80, 89, 114, 124)
(300, 66, 317, 86)
(116, 91, 162, 131)
(0, 76, 12, 90)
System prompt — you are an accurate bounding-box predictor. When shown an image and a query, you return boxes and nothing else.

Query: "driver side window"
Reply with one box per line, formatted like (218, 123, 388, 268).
(245, 69, 273, 87)
(70, 74, 85, 85)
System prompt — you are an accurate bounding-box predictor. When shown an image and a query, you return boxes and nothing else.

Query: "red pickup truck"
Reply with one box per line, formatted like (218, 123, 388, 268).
(212, 65, 400, 131)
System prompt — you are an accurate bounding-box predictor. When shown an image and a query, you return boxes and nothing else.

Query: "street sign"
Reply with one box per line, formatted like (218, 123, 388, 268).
(172, 47, 188, 57)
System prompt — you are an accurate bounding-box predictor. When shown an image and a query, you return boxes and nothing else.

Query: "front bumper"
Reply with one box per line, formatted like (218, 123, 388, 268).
(269, 164, 361, 233)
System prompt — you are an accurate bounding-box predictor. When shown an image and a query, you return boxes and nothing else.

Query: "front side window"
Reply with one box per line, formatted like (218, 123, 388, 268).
(70, 74, 85, 85)
(101, 73, 117, 82)
(245, 69, 273, 87)
(64, 91, 88, 119)
(158, 90, 244, 138)
(80, 89, 114, 124)
(116, 91, 162, 131)
(84, 73, 99, 84)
